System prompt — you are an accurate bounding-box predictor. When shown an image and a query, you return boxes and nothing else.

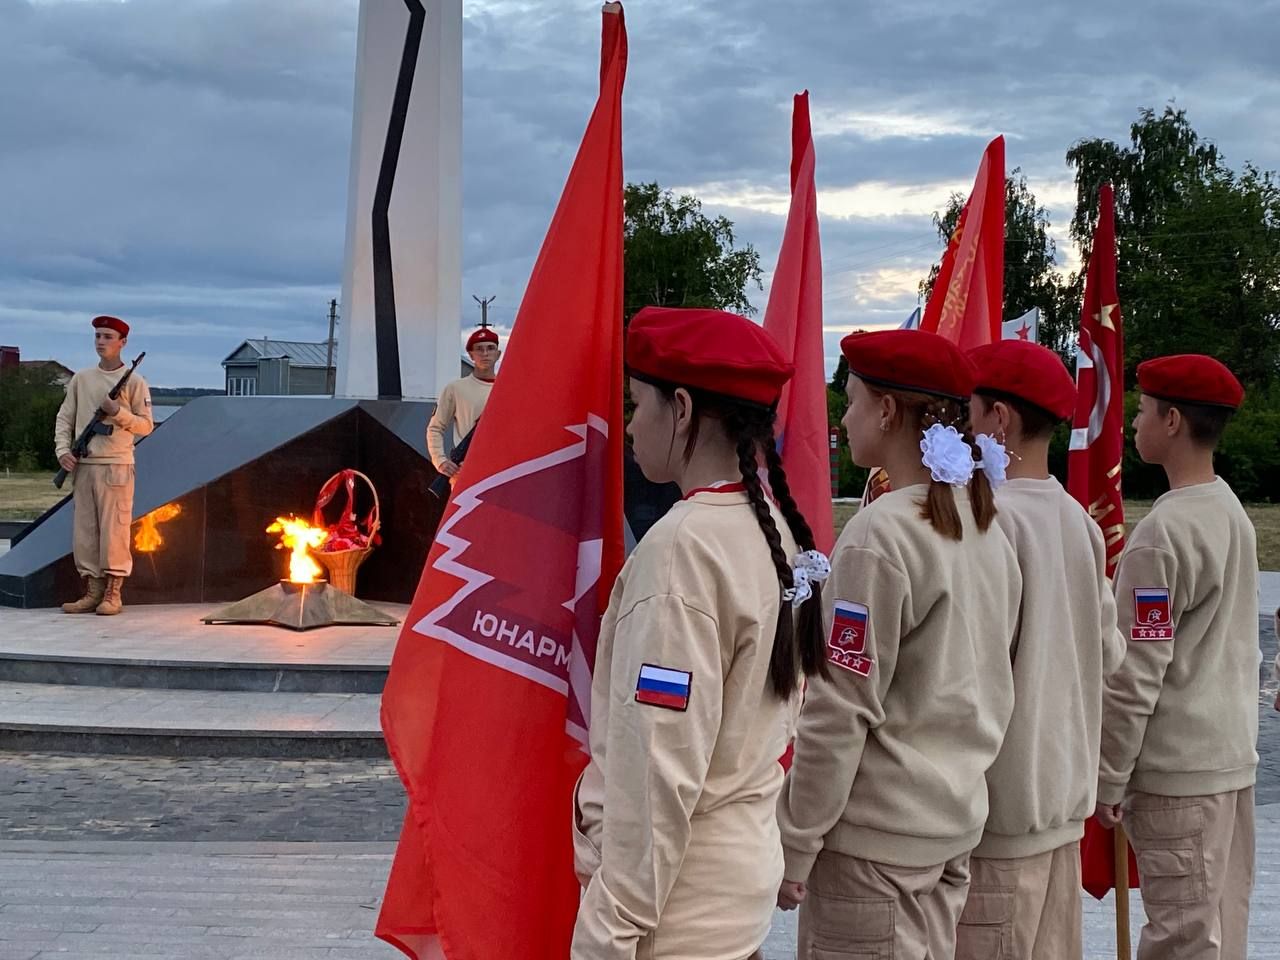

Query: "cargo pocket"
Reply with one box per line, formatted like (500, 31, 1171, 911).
(956, 886, 1015, 960)
(1127, 797, 1206, 906)
(809, 895, 894, 960)
(1134, 847, 1203, 906)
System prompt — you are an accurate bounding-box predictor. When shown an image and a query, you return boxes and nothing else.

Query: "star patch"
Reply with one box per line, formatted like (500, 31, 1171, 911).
(828, 600, 874, 677)
(634, 663, 691, 711)
(1132, 587, 1173, 641)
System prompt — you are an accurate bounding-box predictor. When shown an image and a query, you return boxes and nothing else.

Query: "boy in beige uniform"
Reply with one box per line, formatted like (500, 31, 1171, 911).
(960, 340, 1126, 960)
(778, 330, 1020, 960)
(425, 327, 498, 479)
(54, 315, 153, 616)
(1096, 354, 1258, 960)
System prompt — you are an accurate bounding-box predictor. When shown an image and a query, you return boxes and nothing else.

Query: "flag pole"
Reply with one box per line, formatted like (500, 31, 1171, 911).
(1115, 824, 1132, 960)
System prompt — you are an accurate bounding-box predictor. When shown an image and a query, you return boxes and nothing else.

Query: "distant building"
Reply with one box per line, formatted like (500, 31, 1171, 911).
(22, 360, 75, 387)
(220, 337, 479, 398)
(221, 338, 336, 396)
(0, 346, 74, 387)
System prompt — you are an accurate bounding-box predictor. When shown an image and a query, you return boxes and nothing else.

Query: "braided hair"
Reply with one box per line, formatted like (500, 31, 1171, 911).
(651, 380, 830, 700)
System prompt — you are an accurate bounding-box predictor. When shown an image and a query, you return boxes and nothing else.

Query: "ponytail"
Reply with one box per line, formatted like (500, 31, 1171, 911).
(870, 388, 997, 539)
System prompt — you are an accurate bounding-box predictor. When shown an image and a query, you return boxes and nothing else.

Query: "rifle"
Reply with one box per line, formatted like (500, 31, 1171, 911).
(53, 352, 146, 489)
(429, 421, 477, 499)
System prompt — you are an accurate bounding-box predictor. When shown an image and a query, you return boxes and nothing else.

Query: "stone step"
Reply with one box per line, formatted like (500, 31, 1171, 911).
(0, 650, 388, 694)
(0, 603, 399, 693)
(0, 681, 385, 758)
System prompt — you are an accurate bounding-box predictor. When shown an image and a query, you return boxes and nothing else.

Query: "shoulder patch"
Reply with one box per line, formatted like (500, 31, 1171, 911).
(635, 663, 691, 711)
(829, 600, 874, 677)
(1132, 587, 1173, 641)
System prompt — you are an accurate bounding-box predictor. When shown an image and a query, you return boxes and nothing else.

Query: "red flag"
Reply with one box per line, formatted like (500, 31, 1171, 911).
(763, 91, 833, 554)
(1067, 183, 1126, 575)
(1068, 183, 1137, 899)
(376, 7, 627, 957)
(920, 135, 1005, 350)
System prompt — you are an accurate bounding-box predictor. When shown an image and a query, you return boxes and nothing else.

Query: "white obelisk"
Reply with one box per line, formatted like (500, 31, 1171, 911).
(336, 0, 463, 400)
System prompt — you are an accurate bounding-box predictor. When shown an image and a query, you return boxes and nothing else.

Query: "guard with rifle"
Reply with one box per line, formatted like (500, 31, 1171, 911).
(54, 315, 153, 616)
(425, 324, 500, 489)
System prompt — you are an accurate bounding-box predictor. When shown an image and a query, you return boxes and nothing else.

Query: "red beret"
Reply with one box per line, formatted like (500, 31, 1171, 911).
(92, 315, 129, 338)
(1138, 354, 1244, 410)
(466, 328, 499, 351)
(840, 329, 975, 401)
(968, 340, 1076, 421)
(626, 306, 794, 407)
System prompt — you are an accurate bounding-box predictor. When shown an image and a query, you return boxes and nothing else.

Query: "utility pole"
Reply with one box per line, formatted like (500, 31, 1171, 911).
(472, 294, 495, 329)
(326, 298, 338, 396)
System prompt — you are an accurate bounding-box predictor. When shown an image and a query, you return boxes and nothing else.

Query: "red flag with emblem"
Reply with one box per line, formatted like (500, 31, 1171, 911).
(763, 91, 833, 555)
(1067, 182, 1126, 575)
(919, 135, 1005, 350)
(1068, 183, 1138, 900)
(375, 7, 627, 957)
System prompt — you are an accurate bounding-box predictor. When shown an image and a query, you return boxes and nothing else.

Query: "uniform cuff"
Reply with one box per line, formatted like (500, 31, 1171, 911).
(782, 844, 818, 884)
(1096, 781, 1126, 806)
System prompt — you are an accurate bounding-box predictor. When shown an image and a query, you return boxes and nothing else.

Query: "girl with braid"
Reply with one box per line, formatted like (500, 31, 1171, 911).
(571, 306, 830, 960)
(777, 329, 1022, 960)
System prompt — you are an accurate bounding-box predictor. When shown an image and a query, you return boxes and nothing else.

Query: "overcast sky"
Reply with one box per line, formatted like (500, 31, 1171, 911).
(2, 0, 1278, 387)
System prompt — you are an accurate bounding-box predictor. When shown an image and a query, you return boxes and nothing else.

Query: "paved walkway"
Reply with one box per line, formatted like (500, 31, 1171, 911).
(1, 814, 1277, 959)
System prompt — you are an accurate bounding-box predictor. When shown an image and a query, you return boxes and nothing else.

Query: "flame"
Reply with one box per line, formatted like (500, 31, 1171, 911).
(133, 503, 182, 553)
(266, 515, 327, 584)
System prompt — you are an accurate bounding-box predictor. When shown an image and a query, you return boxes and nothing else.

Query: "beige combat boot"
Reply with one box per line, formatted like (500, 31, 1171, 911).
(61, 577, 106, 614)
(96, 576, 125, 616)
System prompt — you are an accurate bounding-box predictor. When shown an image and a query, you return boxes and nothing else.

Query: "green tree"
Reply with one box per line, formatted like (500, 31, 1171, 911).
(920, 169, 1072, 358)
(826, 354, 869, 497)
(624, 182, 763, 320)
(1066, 106, 1280, 384)
(0, 369, 64, 471)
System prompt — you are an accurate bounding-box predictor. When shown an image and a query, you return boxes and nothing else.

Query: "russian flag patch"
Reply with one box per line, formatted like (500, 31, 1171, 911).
(829, 600, 874, 677)
(1132, 587, 1174, 641)
(635, 664, 692, 711)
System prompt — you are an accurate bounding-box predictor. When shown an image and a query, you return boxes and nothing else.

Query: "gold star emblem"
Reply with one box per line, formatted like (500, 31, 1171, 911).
(1096, 303, 1117, 331)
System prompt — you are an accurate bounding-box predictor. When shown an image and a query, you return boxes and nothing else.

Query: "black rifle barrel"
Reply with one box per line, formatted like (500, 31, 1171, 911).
(428, 421, 477, 499)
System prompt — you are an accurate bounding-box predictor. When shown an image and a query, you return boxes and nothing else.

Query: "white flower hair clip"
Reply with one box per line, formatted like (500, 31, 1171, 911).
(919, 423, 975, 486)
(783, 549, 831, 606)
(974, 434, 1010, 490)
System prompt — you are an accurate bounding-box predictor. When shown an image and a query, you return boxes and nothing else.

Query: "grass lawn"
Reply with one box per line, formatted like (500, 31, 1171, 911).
(0, 472, 67, 520)
(834, 497, 1280, 570)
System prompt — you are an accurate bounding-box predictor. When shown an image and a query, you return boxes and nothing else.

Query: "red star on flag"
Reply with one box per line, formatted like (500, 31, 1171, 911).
(1016, 323, 1030, 340)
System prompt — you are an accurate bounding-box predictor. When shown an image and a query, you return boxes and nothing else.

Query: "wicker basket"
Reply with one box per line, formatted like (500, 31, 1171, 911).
(312, 469, 380, 596)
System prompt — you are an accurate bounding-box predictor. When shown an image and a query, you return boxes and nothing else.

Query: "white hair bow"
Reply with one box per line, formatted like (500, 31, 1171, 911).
(783, 549, 831, 607)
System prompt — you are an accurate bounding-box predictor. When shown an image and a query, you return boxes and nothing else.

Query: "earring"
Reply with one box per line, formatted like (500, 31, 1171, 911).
(879, 421, 889, 432)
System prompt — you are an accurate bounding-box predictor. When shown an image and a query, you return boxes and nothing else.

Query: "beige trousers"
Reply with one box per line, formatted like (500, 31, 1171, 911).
(72, 463, 134, 578)
(956, 841, 1082, 960)
(798, 849, 971, 960)
(1125, 787, 1255, 960)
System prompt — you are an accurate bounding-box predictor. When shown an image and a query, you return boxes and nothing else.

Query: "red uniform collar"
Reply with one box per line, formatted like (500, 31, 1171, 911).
(682, 481, 747, 500)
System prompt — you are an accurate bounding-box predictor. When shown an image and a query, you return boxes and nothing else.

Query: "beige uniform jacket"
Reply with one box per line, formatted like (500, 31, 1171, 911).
(572, 487, 799, 960)
(1098, 478, 1259, 805)
(425, 374, 492, 468)
(54, 365, 153, 465)
(975, 477, 1125, 859)
(778, 484, 1020, 875)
